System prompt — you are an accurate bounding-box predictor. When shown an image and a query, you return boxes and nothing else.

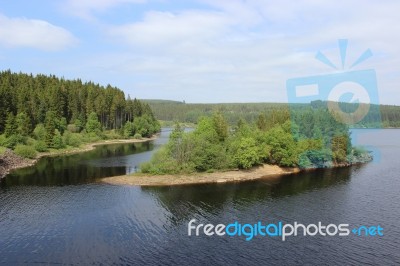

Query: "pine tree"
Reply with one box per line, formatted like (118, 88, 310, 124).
(45, 111, 57, 147)
(52, 129, 64, 149)
(16, 112, 31, 136)
(4, 112, 17, 137)
(86, 112, 101, 134)
(256, 114, 267, 131)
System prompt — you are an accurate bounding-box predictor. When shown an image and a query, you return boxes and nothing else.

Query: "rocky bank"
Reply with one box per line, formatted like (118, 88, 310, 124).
(0, 149, 36, 179)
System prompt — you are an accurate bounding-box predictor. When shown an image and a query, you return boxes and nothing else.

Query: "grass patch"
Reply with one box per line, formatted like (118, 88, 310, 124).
(14, 145, 37, 159)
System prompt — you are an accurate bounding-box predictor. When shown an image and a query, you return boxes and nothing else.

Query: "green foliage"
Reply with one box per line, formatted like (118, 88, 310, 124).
(0, 71, 160, 148)
(123, 121, 135, 137)
(348, 146, 373, 163)
(34, 140, 48, 152)
(33, 124, 46, 141)
(331, 135, 349, 163)
(298, 149, 333, 168)
(133, 133, 142, 139)
(103, 130, 121, 140)
(141, 147, 181, 174)
(45, 111, 57, 147)
(143, 99, 400, 129)
(63, 131, 82, 147)
(57, 117, 67, 134)
(84, 132, 101, 143)
(212, 112, 228, 141)
(256, 114, 267, 131)
(142, 106, 369, 174)
(141, 118, 230, 174)
(68, 133, 83, 147)
(4, 112, 17, 137)
(67, 124, 79, 133)
(16, 112, 31, 136)
(229, 137, 261, 169)
(0, 146, 6, 155)
(264, 124, 298, 166)
(52, 129, 65, 149)
(133, 114, 160, 138)
(86, 112, 102, 134)
(74, 119, 85, 132)
(0, 134, 25, 149)
(0, 134, 7, 147)
(14, 144, 37, 159)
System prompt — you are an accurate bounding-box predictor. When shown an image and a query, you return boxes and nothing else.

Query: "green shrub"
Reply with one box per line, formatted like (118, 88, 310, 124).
(133, 133, 142, 139)
(0, 134, 26, 149)
(104, 130, 122, 140)
(0, 134, 7, 147)
(26, 138, 35, 146)
(140, 147, 181, 174)
(34, 140, 48, 152)
(33, 124, 46, 140)
(67, 124, 79, 133)
(229, 137, 261, 169)
(68, 133, 83, 147)
(124, 121, 135, 137)
(52, 129, 65, 149)
(14, 144, 37, 159)
(86, 112, 102, 134)
(84, 132, 101, 143)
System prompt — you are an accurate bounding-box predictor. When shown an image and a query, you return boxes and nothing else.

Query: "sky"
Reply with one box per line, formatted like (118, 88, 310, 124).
(0, 0, 399, 104)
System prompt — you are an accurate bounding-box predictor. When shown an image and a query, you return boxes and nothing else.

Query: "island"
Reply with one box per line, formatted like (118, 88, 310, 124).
(102, 108, 373, 186)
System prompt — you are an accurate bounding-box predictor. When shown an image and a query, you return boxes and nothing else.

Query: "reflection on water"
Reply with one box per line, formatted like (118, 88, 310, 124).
(1, 142, 153, 187)
(142, 166, 357, 224)
(1, 128, 174, 187)
(0, 129, 399, 265)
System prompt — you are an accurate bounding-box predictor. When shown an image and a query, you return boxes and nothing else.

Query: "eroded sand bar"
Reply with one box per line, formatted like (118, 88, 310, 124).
(102, 164, 300, 187)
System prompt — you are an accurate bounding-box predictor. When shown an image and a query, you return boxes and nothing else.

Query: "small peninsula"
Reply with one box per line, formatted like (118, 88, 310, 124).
(102, 164, 300, 186)
(102, 109, 373, 187)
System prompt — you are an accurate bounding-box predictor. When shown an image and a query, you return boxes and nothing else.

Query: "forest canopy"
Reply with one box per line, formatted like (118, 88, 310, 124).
(0, 70, 160, 157)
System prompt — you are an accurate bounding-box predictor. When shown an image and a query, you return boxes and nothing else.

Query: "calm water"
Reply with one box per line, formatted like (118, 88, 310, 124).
(0, 129, 399, 265)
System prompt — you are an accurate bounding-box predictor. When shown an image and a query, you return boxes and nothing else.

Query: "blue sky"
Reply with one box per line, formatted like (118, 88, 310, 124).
(0, 0, 399, 104)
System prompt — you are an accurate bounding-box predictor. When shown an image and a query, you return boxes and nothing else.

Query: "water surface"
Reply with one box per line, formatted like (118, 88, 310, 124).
(0, 129, 399, 265)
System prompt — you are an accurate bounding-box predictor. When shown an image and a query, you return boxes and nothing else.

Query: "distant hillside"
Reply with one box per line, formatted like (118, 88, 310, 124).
(140, 99, 185, 105)
(141, 99, 400, 128)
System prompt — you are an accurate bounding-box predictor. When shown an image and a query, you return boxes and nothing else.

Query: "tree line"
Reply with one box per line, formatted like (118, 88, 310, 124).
(143, 99, 400, 128)
(0, 70, 160, 158)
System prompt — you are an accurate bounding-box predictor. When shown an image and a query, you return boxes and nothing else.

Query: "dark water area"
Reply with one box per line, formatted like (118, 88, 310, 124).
(0, 129, 171, 187)
(0, 129, 400, 265)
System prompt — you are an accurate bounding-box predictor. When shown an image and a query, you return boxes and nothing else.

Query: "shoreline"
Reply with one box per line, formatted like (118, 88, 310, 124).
(0, 135, 158, 179)
(101, 159, 370, 187)
(101, 164, 301, 187)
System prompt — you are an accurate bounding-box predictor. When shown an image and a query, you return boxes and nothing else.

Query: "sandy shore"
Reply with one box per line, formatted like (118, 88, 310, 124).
(0, 136, 157, 179)
(101, 164, 301, 187)
(36, 136, 158, 159)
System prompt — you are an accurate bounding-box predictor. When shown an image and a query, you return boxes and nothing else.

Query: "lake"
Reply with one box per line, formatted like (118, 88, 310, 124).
(0, 129, 399, 265)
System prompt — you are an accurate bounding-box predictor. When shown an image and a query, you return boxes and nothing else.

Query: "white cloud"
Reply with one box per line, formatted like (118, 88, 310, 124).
(0, 14, 77, 51)
(110, 10, 232, 47)
(64, 0, 146, 20)
(100, 0, 400, 104)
